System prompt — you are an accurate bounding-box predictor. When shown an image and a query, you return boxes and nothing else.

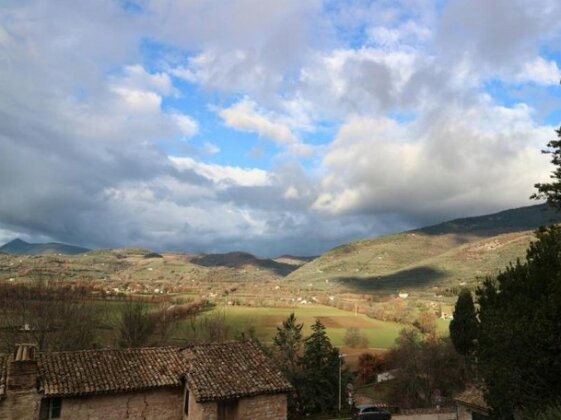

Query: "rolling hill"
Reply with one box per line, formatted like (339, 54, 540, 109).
(190, 251, 302, 276)
(0, 238, 89, 255)
(0, 204, 557, 303)
(285, 204, 559, 295)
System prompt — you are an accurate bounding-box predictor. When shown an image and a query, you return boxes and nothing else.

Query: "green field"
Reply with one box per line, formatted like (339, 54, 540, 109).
(101, 301, 447, 350)
(187, 304, 406, 349)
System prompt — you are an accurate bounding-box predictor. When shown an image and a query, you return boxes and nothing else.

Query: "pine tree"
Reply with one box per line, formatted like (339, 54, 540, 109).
(272, 313, 304, 417)
(298, 320, 340, 415)
(532, 126, 561, 210)
(449, 289, 478, 356)
(273, 312, 303, 374)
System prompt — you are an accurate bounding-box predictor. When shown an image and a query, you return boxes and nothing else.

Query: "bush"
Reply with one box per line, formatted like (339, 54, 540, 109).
(344, 327, 369, 348)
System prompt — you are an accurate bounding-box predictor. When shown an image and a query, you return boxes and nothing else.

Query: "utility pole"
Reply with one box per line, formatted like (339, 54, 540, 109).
(338, 353, 347, 412)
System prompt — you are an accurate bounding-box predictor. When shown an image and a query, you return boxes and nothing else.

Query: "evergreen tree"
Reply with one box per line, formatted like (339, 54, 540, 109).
(272, 313, 304, 417)
(298, 320, 340, 415)
(449, 289, 478, 356)
(273, 312, 303, 374)
(532, 126, 561, 210)
(476, 226, 561, 418)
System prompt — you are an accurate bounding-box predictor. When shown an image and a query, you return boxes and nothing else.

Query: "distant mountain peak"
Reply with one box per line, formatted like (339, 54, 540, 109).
(0, 238, 89, 255)
(5, 238, 28, 245)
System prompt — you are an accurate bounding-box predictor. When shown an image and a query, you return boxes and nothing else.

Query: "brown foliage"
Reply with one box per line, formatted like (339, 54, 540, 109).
(356, 352, 384, 385)
(384, 328, 466, 408)
(413, 310, 437, 335)
(0, 282, 100, 352)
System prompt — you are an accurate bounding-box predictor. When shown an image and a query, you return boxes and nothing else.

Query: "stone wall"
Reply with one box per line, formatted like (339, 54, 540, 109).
(0, 356, 42, 420)
(185, 391, 287, 420)
(237, 393, 287, 420)
(457, 404, 472, 420)
(186, 390, 218, 420)
(0, 386, 289, 420)
(0, 390, 41, 420)
(61, 387, 183, 419)
(394, 410, 457, 420)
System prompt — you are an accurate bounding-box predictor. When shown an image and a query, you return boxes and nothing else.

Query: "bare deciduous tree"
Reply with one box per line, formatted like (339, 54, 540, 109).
(0, 282, 101, 352)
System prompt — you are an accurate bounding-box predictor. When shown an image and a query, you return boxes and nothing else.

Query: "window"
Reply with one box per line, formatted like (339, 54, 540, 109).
(39, 398, 62, 420)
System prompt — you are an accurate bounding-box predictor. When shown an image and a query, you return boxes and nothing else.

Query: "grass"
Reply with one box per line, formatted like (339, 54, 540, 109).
(436, 318, 451, 334)
(86, 301, 450, 349)
(195, 304, 405, 349)
(84, 301, 408, 349)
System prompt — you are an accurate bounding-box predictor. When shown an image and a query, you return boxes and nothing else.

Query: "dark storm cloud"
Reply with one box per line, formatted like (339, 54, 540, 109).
(0, 0, 559, 256)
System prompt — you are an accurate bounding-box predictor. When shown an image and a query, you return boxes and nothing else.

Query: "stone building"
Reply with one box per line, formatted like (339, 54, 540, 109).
(0, 341, 291, 420)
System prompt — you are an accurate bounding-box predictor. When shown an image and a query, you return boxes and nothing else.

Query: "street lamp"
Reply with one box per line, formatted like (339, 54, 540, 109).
(338, 353, 347, 412)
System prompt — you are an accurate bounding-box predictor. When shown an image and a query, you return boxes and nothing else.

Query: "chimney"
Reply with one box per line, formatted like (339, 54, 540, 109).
(7, 344, 38, 390)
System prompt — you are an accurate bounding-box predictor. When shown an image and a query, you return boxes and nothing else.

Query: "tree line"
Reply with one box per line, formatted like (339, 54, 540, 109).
(0, 282, 208, 352)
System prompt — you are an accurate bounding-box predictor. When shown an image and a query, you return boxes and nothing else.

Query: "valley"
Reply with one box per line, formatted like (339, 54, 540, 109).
(0, 204, 556, 350)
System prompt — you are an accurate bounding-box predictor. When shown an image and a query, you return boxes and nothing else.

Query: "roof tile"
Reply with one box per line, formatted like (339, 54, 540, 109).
(37, 347, 187, 397)
(455, 386, 489, 411)
(183, 341, 292, 402)
(2, 341, 291, 402)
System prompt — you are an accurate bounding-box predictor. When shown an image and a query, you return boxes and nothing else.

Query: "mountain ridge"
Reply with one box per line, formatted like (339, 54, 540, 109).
(285, 203, 559, 294)
(0, 238, 90, 255)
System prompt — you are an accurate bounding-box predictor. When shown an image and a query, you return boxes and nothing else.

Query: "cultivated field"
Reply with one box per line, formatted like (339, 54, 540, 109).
(183, 303, 412, 349)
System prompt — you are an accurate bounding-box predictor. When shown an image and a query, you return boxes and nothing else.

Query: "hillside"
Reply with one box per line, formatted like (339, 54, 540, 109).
(190, 251, 300, 276)
(418, 204, 558, 236)
(285, 204, 559, 296)
(0, 238, 89, 255)
(0, 204, 557, 305)
(0, 248, 298, 305)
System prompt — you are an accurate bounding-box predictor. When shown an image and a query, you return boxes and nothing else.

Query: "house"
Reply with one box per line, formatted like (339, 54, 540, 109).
(376, 369, 399, 383)
(455, 386, 489, 420)
(0, 341, 291, 420)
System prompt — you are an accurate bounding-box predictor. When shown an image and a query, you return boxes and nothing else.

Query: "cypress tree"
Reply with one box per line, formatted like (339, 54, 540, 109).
(449, 288, 478, 356)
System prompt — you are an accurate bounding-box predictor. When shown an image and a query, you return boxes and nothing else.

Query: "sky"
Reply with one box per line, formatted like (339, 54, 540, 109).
(1, 0, 560, 257)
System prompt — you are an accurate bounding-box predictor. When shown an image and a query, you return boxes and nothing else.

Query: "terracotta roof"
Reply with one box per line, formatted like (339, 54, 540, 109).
(455, 386, 489, 412)
(37, 346, 187, 397)
(183, 341, 292, 402)
(0, 354, 6, 400)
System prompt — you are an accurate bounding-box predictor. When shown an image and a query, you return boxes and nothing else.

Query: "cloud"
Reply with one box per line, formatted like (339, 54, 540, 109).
(298, 48, 419, 119)
(367, 20, 432, 48)
(171, 114, 199, 137)
(115, 64, 175, 95)
(437, 0, 561, 80)
(220, 99, 299, 145)
(517, 57, 561, 85)
(173, 49, 283, 96)
(314, 100, 552, 225)
(170, 157, 271, 188)
(218, 98, 316, 157)
(201, 142, 220, 155)
(0, 0, 559, 257)
(158, 0, 330, 97)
